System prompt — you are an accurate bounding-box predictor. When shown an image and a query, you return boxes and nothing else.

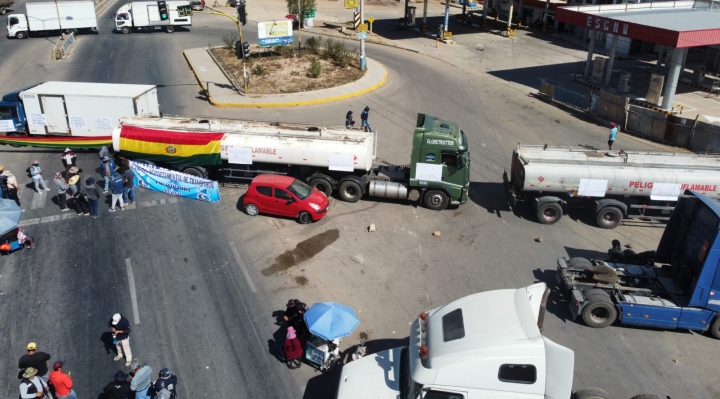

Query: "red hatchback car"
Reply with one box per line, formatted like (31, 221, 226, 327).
(244, 175, 329, 224)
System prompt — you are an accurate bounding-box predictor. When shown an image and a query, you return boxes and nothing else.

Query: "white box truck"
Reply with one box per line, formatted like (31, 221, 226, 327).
(6, 1, 98, 39)
(114, 1, 192, 34)
(0, 82, 159, 139)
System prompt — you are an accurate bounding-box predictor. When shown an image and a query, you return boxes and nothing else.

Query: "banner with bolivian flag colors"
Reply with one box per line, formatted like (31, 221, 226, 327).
(0, 135, 112, 149)
(117, 125, 224, 165)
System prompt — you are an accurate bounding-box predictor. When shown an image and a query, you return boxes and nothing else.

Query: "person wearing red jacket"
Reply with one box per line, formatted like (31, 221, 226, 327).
(49, 362, 76, 399)
(282, 326, 303, 368)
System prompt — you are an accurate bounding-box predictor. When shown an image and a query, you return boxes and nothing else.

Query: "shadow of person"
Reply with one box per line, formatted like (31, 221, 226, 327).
(272, 310, 285, 326)
(100, 331, 116, 355)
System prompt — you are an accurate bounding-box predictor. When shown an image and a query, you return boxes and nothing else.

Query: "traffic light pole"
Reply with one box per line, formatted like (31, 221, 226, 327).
(204, 8, 248, 93)
(360, 0, 365, 70)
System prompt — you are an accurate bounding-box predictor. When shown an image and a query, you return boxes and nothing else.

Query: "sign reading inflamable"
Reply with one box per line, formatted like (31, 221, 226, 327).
(258, 20, 294, 47)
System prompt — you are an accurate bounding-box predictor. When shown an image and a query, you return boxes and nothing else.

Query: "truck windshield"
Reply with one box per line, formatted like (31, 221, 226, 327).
(400, 347, 423, 399)
(287, 179, 312, 200)
(683, 205, 719, 275)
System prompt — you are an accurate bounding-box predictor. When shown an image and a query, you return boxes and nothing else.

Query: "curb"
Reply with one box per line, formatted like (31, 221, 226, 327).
(183, 50, 389, 108)
(206, 46, 243, 95)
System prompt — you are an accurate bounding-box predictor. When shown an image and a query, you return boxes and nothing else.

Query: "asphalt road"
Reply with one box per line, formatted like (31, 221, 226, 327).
(1, 0, 718, 398)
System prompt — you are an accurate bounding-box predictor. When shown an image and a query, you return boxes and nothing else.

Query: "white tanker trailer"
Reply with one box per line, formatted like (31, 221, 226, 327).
(503, 145, 720, 228)
(112, 114, 471, 209)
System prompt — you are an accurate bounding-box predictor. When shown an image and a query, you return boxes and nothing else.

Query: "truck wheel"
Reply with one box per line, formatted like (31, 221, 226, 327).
(338, 179, 363, 203)
(567, 257, 592, 270)
(536, 202, 562, 224)
(182, 167, 206, 178)
(709, 316, 720, 339)
(581, 291, 617, 328)
(424, 190, 449, 211)
(308, 177, 333, 197)
(573, 387, 611, 399)
(298, 212, 312, 224)
(596, 206, 623, 229)
(245, 203, 259, 216)
(165, 25, 175, 33)
(0, 7, 6, 15)
(16, 31, 27, 39)
(630, 395, 660, 399)
(120, 26, 130, 34)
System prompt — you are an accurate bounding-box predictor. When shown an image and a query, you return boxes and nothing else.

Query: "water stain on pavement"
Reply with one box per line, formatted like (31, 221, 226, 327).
(262, 229, 340, 276)
(295, 276, 309, 285)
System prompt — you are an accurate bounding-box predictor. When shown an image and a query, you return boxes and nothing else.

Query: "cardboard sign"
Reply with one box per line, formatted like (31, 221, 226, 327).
(0, 119, 16, 132)
(578, 179, 608, 197)
(328, 153, 354, 172)
(415, 163, 442, 182)
(69, 116, 88, 129)
(650, 183, 682, 201)
(228, 146, 253, 165)
(94, 117, 114, 130)
(29, 113, 47, 126)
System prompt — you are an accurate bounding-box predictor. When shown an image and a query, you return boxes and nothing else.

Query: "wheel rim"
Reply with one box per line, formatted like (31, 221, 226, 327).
(246, 204, 258, 215)
(589, 307, 609, 323)
(344, 186, 357, 197)
(428, 193, 443, 207)
(300, 213, 311, 223)
(602, 212, 618, 223)
(542, 207, 558, 221)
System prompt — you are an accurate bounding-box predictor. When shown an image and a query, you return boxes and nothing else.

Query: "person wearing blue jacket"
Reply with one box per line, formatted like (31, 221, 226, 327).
(100, 156, 116, 193)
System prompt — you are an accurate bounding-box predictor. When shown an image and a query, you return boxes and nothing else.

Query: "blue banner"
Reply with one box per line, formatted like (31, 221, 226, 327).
(130, 161, 221, 202)
(258, 36, 293, 47)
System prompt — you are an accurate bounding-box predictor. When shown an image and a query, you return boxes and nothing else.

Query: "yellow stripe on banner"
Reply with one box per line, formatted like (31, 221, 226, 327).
(119, 137, 220, 158)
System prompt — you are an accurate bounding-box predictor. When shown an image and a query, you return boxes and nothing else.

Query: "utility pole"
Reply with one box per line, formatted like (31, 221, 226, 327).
(204, 7, 247, 91)
(297, 0, 302, 54)
(360, 0, 365, 70)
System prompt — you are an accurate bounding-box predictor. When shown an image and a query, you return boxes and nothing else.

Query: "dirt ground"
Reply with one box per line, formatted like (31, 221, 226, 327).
(210, 47, 366, 95)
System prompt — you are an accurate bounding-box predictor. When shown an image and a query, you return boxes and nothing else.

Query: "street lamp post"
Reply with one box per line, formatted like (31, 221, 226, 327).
(204, 7, 247, 92)
(360, 0, 365, 70)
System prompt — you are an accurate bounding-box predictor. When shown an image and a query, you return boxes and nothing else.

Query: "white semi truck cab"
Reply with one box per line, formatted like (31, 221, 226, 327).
(336, 283, 575, 399)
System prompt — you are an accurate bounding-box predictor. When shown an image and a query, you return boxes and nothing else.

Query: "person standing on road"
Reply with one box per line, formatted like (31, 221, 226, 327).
(30, 161, 50, 193)
(3, 168, 21, 206)
(152, 368, 178, 399)
(69, 175, 90, 216)
(608, 122, 618, 151)
(61, 148, 76, 173)
(103, 371, 131, 399)
(19, 343, 52, 383)
(129, 361, 153, 399)
(360, 106, 372, 132)
(122, 167, 136, 204)
(19, 367, 50, 399)
(53, 172, 69, 212)
(100, 156, 116, 193)
(282, 326, 303, 368)
(49, 361, 77, 399)
(109, 172, 125, 212)
(85, 177, 102, 218)
(109, 313, 132, 366)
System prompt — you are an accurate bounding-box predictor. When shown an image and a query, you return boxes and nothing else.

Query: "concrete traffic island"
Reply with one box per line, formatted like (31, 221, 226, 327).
(183, 47, 388, 107)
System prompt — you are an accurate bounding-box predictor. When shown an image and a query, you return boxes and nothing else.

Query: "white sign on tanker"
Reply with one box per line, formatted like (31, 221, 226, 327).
(228, 146, 253, 165)
(328, 154, 354, 172)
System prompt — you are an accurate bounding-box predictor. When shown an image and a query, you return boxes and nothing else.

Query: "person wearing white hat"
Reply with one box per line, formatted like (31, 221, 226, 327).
(109, 313, 132, 367)
(61, 148, 76, 173)
(29, 160, 50, 193)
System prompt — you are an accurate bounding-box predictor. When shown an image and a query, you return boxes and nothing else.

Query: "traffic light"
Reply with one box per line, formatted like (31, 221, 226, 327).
(237, 4, 247, 25)
(157, 1, 169, 21)
(234, 41, 242, 59)
(242, 41, 250, 58)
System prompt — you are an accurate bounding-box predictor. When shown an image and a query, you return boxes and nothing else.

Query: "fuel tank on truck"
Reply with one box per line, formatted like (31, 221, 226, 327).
(512, 145, 720, 198)
(113, 116, 376, 172)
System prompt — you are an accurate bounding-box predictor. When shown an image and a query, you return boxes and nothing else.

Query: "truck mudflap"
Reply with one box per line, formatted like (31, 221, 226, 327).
(568, 289, 584, 320)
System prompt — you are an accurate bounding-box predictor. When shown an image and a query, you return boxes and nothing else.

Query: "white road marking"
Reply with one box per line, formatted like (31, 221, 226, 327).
(125, 258, 141, 325)
(30, 183, 49, 209)
(229, 242, 257, 293)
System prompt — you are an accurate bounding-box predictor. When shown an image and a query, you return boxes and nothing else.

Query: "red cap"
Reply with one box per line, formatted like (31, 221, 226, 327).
(52, 361, 64, 371)
(611, 122, 617, 127)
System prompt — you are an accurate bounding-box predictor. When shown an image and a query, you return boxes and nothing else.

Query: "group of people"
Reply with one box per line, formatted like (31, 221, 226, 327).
(345, 106, 372, 132)
(0, 146, 138, 216)
(279, 299, 310, 368)
(17, 313, 178, 399)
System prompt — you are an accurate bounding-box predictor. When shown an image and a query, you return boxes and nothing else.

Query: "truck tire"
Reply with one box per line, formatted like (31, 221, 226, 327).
(298, 212, 312, 224)
(630, 395, 660, 399)
(121, 26, 130, 34)
(165, 25, 175, 33)
(245, 203, 259, 216)
(0, 6, 6, 15)
(573, 387, 611, 399)
(567, 257, 592, 270)
(308, 177, 333, 197)
(536, 202, 562, 224)
(424, 189, 449, 211)
(581, 291, 617, 328)
(596, 206, 623, 229)
(709, 315, 720, 339)
(16, 31, 27, 39)
(338, 179, 363, 203)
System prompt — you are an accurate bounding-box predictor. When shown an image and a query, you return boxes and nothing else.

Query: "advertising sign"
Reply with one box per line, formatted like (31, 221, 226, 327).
(345, 0, 357, 8)
(130, 160, 221, 202)
(257, 20, 294, 47)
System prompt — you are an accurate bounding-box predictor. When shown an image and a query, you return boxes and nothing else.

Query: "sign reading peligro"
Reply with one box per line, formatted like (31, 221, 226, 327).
(586, 16, 630, 36)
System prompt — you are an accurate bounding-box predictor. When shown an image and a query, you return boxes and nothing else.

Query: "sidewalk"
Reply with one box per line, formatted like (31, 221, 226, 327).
(183, 48, 388, 107)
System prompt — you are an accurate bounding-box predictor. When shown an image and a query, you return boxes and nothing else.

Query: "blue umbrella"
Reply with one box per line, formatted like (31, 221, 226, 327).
(0, 198, 24, 235)
(304, 302, 360, 341)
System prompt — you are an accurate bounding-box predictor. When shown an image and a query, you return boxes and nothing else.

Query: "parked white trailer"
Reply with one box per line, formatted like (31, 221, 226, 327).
(6, 1, 97, 39)
(114, 1, 192, 34)
(504, 145, 720, 228)
(18, 82, 159, 137)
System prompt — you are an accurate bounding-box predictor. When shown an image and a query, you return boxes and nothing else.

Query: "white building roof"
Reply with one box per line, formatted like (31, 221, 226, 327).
(23, 82, 156, 98)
